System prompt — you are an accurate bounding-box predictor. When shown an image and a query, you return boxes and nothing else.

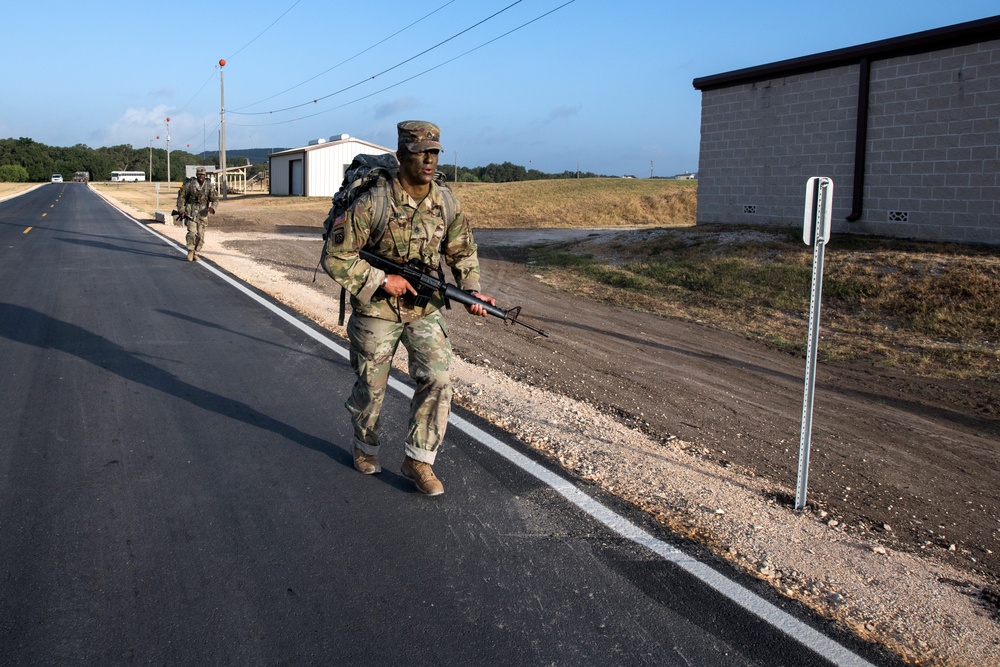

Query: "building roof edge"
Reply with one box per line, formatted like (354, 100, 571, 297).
(692, 14, 1000, 91)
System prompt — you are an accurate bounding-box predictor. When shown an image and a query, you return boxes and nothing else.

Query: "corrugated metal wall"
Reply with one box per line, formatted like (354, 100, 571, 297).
(306, 141, 392, 198)
(269, 139, 393, 197)
(269, 152, 300, 196)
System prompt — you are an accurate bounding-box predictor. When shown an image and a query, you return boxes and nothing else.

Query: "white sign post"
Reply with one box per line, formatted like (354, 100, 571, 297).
(796, 177, 834, 511)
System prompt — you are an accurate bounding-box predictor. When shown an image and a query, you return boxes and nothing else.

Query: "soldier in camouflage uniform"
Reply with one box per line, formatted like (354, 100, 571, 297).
(321, 120, 495, 496)
(176, 166, 219, 261)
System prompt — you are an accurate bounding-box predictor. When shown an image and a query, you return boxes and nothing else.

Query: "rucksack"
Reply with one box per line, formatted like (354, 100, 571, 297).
(321, 153, 399, 246)
(317, 151, 459, 324)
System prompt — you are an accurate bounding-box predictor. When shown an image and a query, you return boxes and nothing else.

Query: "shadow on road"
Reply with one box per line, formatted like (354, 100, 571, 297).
(0, 302, 359, 472)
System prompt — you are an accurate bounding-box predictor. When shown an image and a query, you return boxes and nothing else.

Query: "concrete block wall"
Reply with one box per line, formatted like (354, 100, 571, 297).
(697, 66, 860, 231)
(860, 41, 1000, 243)
(696, 39, 1000, 244)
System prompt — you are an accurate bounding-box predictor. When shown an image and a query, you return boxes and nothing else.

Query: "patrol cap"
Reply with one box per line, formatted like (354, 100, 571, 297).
(196, 167, 207, 175)
(397, 120, 442, 152)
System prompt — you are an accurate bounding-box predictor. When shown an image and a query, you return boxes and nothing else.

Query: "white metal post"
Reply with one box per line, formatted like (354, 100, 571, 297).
(166, 118, 171, 192)
(796, 177, 833, 511)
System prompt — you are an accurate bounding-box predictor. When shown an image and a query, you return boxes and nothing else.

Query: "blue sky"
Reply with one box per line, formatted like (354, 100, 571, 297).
(3, 1, 997, 177)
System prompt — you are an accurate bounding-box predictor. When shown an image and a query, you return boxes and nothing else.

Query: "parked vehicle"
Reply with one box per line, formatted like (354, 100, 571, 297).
(110, 171, 145, 182)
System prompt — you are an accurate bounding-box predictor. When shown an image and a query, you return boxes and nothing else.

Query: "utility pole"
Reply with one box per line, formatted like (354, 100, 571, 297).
(149, 139, 153, 182)
(650, 160, 654, 178)
(219, 59, 228, 199)
(454, 152, 458, 182)
(165, 118, 171, 190)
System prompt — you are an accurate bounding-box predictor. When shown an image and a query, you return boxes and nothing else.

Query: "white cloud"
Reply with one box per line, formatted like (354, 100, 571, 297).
(100, 105, 220, 151)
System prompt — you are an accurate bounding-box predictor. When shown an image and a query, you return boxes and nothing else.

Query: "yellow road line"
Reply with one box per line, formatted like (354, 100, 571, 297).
(23, 227, 32, 234)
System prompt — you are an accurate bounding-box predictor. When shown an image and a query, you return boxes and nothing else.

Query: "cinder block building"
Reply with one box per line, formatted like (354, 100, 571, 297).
(692, 15, 1000, 244)
(269, 134, 392, 197)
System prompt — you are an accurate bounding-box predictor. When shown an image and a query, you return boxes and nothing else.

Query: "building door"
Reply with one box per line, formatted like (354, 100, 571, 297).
(289, 159, 303, 196)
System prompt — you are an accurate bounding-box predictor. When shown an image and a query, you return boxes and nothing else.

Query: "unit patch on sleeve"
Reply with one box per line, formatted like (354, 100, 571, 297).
(332, 214, 345, 244)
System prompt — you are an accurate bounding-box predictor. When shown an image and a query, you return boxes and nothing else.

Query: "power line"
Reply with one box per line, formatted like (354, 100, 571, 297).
(228, 0, 577, 128)
(229, 0, 525, 117)
(173, 67, 219, 118)
(231, 0, 458, 112)
(164, 0, 303, 139)
(226, 0, 304, 61)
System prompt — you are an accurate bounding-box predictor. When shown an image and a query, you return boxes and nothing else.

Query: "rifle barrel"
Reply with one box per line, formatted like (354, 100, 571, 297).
(360, 250, 548, 337)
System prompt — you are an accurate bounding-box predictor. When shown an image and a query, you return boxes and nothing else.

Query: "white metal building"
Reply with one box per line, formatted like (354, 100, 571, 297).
(269, 134, 394, 197)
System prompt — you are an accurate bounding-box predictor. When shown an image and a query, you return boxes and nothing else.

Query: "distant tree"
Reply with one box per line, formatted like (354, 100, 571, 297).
(99, 144, 144, 172)
(0, 164, 29, 182)
(479, 161, 527, 183)
(0, 137, 53, 180)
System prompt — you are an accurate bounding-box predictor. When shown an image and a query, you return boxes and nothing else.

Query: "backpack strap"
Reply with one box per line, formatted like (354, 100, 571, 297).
(366, 175, 392, 247)
(338, 181, 392, 326)
(439, 186, 456, 227)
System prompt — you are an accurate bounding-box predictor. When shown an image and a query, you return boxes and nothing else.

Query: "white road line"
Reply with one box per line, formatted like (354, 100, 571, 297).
(122, 208, 876, 667)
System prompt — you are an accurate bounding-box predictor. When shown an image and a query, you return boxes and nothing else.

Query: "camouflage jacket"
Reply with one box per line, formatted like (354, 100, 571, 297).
(176, 178, 219, 218)
(321, 176, 481, 322)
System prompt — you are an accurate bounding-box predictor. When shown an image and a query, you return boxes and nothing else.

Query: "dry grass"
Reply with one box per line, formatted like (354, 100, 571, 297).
(532, 225, 1000, 382)
(0, 183, 39, 199)
(452, 178, 697, 228)
(90, 182, 331, 229)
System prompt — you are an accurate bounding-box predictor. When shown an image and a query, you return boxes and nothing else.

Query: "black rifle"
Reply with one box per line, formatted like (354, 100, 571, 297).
(171, 209, 189, 222)
(360, 249, 548, 337)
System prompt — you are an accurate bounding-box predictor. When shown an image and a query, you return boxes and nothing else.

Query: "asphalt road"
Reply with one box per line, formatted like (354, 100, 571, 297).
(0, 184, 900, 666)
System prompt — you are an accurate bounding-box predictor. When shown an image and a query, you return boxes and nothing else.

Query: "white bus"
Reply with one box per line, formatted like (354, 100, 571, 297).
(110, 171, 146, 182)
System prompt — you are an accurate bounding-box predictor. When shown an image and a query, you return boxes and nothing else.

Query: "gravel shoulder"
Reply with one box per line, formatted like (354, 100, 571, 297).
(99, 189, 999, 667)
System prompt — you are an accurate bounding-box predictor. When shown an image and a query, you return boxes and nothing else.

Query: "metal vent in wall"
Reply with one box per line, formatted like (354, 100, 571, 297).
(888, 211, 909, 222)
(744, 205, 757, 214)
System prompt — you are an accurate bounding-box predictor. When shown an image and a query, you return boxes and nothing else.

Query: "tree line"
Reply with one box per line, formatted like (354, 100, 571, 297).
(0, 137, 220, 183)
(0, 137, 600, 184)
(444, 161, 598, 183)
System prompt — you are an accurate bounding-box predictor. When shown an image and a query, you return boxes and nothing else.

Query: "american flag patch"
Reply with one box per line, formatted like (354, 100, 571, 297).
(332, 214, 346, 243)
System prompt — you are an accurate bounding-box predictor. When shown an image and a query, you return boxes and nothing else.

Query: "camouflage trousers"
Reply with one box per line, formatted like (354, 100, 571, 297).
(184, 215, 207, 251)
(346, 311, 452, 464)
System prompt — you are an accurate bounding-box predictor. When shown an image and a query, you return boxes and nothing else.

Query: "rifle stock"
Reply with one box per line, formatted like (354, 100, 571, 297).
(359, 249, 548, 337)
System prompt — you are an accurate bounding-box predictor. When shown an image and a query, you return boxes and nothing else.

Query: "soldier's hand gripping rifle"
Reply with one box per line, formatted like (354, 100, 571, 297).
(171, 209, 190, 223)
(360, 249, 548, 337)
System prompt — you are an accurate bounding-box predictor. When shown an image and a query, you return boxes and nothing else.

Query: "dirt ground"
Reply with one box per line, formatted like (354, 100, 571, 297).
(94, 188, 998, 666)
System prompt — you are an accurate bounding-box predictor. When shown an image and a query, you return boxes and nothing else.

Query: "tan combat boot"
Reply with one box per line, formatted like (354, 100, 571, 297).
(186, 249, 195, 262)
(352, 445, 381, 475)
(401, 457, 444, 496)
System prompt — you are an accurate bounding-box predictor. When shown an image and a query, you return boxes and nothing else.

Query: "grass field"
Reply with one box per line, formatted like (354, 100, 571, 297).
(532, 224, 1000, 381)
(0, 182, 39, 199)
(451, 178, 697, 227)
